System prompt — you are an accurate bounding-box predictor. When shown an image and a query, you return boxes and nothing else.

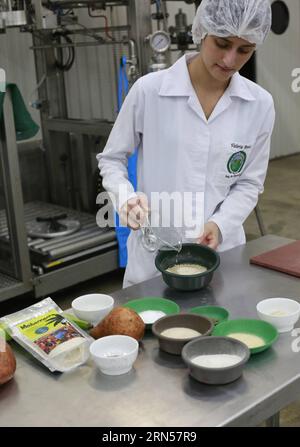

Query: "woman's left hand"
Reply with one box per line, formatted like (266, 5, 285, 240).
(197, 222, 221, 250)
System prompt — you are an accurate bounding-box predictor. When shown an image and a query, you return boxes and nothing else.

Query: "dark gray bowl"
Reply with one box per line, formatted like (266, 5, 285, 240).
(155, 243, 220, 291)
(152, 313, 214, 355)
(182, 336, 250, 385)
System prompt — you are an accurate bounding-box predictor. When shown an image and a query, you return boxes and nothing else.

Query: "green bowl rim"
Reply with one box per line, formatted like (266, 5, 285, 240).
(155, 243, 220, 277)
(123, 296, 180, 314)
(189, 305, 229, 316)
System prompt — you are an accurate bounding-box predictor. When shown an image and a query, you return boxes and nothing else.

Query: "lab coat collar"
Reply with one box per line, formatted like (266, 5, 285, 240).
(159, 53, 195, 97)
(159, 52, 256, 102)
(227, 72, 256, 102)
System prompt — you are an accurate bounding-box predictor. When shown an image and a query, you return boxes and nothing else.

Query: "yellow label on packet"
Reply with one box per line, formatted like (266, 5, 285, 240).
(17, 311, 82, 355)
(17, 311, 67, 341)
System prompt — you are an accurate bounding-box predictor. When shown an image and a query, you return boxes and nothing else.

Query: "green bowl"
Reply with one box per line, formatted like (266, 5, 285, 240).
(189, 306, 229, 326)
(123, 297, 180, 327)
(155, 243, 220, 291)
(213, 319, 278, 354)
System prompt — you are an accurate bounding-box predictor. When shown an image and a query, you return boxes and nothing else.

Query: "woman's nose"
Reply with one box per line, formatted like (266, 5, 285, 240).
(222, 49, 237, 68)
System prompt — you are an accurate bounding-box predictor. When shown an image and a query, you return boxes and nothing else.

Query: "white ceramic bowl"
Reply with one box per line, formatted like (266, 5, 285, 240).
(257, 298, 300, 333)
(72, 293, 114, 325)
(89, 335, 139, 375)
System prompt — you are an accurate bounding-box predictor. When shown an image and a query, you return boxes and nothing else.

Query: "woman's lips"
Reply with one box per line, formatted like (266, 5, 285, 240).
(217, 64, 234, 73)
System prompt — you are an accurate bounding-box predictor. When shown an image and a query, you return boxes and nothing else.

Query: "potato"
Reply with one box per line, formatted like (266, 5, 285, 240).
(0, 341, 16, 385)
(90, 307, 145, 341)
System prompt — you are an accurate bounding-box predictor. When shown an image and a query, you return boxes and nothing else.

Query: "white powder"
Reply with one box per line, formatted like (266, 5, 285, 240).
(270, 310, 289, 317)
(48, 337, 90, 371)
(161, 327, 201, 339)
(166, 263, 207, 275)
(191, 354, 242, 368)
(139, 310, 166, 324)
(102, 351, 126, 358)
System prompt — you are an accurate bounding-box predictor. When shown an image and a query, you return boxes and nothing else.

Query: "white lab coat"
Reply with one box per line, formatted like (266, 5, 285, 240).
(97, 53, 275, 288)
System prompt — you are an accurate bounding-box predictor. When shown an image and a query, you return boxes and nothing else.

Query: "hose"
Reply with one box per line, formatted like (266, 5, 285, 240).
(52, 30, 75, 72)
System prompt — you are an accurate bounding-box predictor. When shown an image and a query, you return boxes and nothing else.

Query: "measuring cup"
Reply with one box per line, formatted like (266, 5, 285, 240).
(140, 215, 182, 253)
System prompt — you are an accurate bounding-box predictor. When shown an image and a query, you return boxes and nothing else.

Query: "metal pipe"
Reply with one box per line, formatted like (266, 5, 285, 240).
(41, 0, 128, 6)
(110, 4, 120, 117)
(28, 239, 45, 246)
(43, 240, 118, 268)
(33, 0, 44, 29)
(128, 38, 137, 62)
(40, 228, 105, 253)
(48, 231, 116, 258)
(65, 25, 130, 34)
(161, 0, 169, 33)
(31, 39, 127, 50)
(127, 38, 139, 83)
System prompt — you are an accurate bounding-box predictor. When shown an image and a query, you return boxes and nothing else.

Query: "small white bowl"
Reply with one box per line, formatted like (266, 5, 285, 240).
(257, 298, 300, 333)
(72, 293, 114, 325)
(89, 335, 139, 375)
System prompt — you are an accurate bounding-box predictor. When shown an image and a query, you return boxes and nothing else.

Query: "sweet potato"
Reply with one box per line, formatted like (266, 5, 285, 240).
(90, 307, 145, 341)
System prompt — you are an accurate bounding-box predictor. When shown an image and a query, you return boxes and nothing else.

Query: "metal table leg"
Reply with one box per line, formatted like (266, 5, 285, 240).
(265, 412, 280, 427)
(255, 205, 267, 236)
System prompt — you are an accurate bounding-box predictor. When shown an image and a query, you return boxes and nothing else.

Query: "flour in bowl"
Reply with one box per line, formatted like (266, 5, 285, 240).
(161, 327, 201, 339)
(166, 263, 207, 275)
(191, 354, 242, 368)
(228, 333, 265, 349)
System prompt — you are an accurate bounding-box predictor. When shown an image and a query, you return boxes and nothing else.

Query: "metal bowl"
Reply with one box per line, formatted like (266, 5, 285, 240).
(182, 336, 250, 385)
(155, 243, 220, 291)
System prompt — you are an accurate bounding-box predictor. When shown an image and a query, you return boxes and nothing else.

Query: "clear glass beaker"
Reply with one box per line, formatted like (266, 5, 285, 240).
(140, 215, 182, 253)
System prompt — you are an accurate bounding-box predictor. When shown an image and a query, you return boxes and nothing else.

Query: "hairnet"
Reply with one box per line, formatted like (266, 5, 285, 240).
(192, 0, 272, 46)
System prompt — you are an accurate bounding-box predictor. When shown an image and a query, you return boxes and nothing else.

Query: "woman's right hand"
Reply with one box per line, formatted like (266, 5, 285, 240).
(120, 194, 149, 230)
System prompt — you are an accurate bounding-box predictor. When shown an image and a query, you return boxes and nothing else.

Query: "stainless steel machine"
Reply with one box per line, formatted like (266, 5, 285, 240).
(0, 0, 200, 302)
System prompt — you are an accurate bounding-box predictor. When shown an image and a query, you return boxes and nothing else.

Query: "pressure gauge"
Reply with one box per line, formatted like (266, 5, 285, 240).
(149, 30, 171, 53)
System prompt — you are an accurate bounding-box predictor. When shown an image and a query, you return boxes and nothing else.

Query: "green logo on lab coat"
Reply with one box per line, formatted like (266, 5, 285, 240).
(227, 151, 247, 174)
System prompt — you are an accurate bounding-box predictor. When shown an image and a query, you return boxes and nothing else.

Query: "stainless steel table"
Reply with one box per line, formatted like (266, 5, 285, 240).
(1, 235, 300, 427)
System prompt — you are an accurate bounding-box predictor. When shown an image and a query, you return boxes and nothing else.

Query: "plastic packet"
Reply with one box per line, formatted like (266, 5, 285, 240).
(0, 297, 93, 372)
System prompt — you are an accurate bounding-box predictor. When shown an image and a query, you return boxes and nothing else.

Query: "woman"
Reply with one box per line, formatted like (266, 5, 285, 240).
(97, 0, 275, 287)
